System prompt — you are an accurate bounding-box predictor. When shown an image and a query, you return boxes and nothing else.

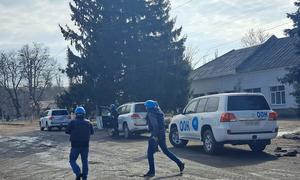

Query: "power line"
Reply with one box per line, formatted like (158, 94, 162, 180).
(60, 21, 293, 75)
(60, 0, 195, 33)
(180, 3, 292, 28)
(52, 47, 68, 59)
(60, 2, 294, 73)
(263, 22, 292, 32)
(176, 3, 294, 66)
(172, 0, 195, 10)
(190, 21, 293, 68)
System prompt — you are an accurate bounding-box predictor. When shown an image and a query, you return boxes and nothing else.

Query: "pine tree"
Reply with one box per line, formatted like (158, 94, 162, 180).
(122, 0, 191, 111)
(281, 0, 300, 114)
(285, 0, 300, 38)
(58, 0, 191, 112)
(59, 0, 135, 110)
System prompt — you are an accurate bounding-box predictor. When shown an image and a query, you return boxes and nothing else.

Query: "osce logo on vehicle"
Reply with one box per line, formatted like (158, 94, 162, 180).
(192, 117, 199, 131)
(180, 120, 190, 132)
(257, 112, 268, 119)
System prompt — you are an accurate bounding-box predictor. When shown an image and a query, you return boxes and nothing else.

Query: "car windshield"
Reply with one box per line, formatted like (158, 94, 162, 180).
(135, 104, 147, 112)
(227, 95, 270, 111)
(52, 110, 68, 116)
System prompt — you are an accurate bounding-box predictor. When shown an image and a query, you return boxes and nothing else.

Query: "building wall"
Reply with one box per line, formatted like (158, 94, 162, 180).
(191, 67, 298, 110)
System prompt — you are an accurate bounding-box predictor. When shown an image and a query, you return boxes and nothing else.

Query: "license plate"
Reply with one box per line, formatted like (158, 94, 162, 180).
(245, 121, 260, 126)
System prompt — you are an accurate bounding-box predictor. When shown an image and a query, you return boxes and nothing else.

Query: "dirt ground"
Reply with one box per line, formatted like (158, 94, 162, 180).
(0, 120, 299, 180)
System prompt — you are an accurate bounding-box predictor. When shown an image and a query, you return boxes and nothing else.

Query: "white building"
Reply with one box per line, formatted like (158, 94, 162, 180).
(190, 36, 300, 117)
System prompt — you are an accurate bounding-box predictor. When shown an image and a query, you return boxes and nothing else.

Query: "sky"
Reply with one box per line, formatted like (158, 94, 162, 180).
(0, 0, 297, 85)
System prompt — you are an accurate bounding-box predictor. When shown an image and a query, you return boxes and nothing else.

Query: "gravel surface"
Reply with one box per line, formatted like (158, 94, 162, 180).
(0, 120, 299, 180)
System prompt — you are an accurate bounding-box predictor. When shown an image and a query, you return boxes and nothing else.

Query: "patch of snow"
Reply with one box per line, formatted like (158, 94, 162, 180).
(277, 128, 300, 137)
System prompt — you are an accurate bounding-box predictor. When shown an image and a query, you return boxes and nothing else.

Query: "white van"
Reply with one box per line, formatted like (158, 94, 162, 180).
(169, 93, 278, 154)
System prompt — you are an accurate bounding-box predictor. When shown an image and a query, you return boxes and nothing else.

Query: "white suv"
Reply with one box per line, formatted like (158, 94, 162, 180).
(40, 109, 71, 131)
(169, 93, 278, 154)
(117, 102, 148, 138)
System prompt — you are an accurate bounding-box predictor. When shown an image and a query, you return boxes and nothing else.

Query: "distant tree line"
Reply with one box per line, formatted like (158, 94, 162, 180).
(0, 43, 59, 119)
(58, 0, 192, 113)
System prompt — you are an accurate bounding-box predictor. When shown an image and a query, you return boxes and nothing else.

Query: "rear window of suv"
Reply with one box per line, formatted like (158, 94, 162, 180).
(227, 95, 270, 111)
(52, 110, 68, 116)
(135, 104, 147, 112)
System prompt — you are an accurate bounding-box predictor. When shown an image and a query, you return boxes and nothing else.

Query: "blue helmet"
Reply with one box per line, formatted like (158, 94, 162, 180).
(75, 106, 86, 115)
(144, 100, 158, 109)
(110, 104, 116, 109)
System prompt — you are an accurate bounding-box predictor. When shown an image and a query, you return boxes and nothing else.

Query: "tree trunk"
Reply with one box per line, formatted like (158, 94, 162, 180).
(6, 88, 21, 118)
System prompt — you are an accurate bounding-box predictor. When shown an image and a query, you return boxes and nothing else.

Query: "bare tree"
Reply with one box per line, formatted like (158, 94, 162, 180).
(0, 51, 24, 117)
(55, 66, 64, 88)
(214, 49, 219, 59)
(185, 46, 197, 66)
(241, 28, 270, 47)
(19, 43, 58, 116)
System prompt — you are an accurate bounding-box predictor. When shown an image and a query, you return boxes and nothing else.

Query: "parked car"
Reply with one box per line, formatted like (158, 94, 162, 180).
(169, 93, 278, 154)
(40, 109, 71, 131)
(117, 102, 148, 138)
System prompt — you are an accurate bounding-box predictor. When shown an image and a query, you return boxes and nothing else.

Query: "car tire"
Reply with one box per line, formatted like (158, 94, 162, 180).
(249, 142, 267, 153)
(123, 123, 131, 139)
(39, 122, 44, 131)
(169, 126, 188, 148)
(46, 122, 52, 131)
(203, 129, 221, 154)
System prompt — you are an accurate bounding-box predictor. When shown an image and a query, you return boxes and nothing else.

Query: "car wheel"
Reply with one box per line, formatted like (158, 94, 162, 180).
(169, 126, 188, 148)
(39, 122, 44, 131)
(46, 122, 52, 131)
(123, 123, 131, 139)
(203, 129, 221, 154)
(249, 142, 267, 153)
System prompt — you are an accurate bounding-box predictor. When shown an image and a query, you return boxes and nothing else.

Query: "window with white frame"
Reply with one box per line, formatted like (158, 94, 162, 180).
(244, 88, 261, 93)
(270, 85, 286, 105)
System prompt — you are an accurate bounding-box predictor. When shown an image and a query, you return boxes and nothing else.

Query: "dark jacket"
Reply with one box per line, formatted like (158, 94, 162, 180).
(110, 108, 119, 121)
(65, 117, 94, 148)
(146, 108, 165, 137)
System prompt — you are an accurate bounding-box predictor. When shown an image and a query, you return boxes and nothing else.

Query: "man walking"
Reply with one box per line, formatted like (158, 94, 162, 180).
(110, 104, 119, 137)
(144, 100, 185, 177)
(66, 106, 94, 180)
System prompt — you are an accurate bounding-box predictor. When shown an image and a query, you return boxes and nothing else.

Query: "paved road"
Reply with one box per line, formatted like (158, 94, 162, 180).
(0, 122, 299, 180)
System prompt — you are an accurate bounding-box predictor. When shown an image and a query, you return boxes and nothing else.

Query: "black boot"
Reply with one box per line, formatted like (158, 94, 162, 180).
(75, 175, 80, 180)
(143, 171, 155, 177)
(178, 162, 185, 173)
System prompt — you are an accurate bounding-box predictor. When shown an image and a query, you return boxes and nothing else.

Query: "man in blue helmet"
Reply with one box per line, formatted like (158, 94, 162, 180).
(66, 106, 94, 180)
(144, 100, 185, 177)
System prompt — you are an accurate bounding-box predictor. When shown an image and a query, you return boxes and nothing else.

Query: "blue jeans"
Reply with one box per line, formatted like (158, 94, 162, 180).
(69, 147, 89, 179)
(147, 134, 182, 174)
